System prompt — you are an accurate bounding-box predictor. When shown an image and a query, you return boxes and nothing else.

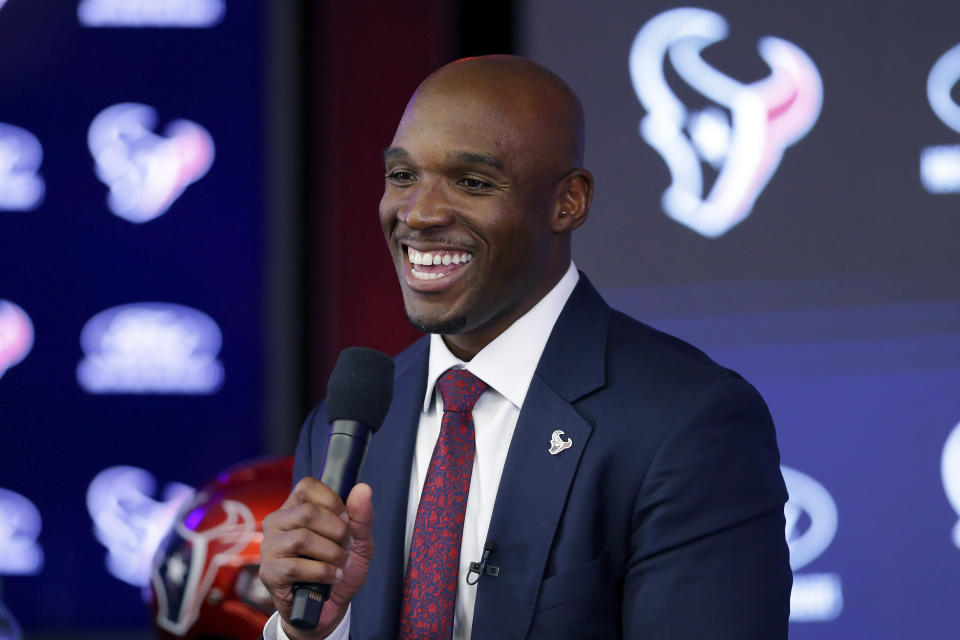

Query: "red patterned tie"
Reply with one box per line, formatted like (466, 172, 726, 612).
(399, 368, 487, 640)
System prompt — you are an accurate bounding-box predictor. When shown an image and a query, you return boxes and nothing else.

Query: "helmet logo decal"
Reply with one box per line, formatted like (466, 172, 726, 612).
(153, 499, 255, 635)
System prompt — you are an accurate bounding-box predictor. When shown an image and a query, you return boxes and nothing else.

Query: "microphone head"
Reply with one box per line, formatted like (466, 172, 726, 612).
(325, 347, 395, 431)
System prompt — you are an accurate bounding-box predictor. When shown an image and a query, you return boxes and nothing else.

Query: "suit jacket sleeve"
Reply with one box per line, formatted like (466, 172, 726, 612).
(623, 376, 791, 638)
(292, 403, 326, 488)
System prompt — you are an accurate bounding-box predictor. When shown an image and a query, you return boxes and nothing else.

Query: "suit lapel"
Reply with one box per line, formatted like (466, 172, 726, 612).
(356, 339, 428, 639)
(470, 377, 594, 639)
(471, 276, 611, 639)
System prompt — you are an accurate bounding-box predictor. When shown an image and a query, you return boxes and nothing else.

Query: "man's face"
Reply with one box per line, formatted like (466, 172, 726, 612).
(379, 88, 564, 357)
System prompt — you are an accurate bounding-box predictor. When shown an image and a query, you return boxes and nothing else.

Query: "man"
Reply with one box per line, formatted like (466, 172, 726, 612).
(260, 55, 791, 639)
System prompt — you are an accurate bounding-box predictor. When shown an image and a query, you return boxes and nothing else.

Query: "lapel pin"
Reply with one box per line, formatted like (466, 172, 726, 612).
(548, 429, 573, 455)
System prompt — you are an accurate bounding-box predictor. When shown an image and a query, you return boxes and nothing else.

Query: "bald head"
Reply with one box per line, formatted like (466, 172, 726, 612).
(410, 55, 586, 171)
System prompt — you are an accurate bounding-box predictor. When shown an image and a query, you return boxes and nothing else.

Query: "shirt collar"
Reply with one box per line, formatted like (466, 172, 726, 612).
(423, 262, 580, 412)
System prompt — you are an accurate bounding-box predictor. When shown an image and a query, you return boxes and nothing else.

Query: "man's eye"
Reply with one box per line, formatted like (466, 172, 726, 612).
(387, 170, 415, 183)
(459, 177, 492, 190)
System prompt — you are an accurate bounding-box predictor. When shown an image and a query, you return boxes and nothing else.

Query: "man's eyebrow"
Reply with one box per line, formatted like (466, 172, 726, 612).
(383, 147, 408, 163)
(451, 151, 503, 170)
(381, 147, 504, 171)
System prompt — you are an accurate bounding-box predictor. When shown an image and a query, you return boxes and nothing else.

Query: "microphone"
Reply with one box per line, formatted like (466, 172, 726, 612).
(289, 347, 395, 630)
(466, 540, 500, 585)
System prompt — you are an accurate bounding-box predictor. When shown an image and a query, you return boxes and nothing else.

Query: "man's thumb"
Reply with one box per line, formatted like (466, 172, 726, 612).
(345, 483, 374, 545)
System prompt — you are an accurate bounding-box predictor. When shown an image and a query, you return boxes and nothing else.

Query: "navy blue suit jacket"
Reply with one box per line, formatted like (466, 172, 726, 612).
(293, 275, 791, 639)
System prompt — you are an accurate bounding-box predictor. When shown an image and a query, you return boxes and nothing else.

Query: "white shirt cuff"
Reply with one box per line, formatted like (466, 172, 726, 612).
(262, 606, 351, 640)
(262, 611, 284, 640)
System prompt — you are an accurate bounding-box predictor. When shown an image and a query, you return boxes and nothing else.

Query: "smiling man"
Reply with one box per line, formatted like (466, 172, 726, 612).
(379, 58, 591, 359)
(260, 56, 791, 640)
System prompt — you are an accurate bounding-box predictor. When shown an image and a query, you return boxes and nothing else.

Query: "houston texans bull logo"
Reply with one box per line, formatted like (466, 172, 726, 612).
(88, 103, 214, 223)
(548, 429, 573, 455)
(152, 498, 255, 635)
(629, 8, 823, 237)
(86, 466, 195, 588)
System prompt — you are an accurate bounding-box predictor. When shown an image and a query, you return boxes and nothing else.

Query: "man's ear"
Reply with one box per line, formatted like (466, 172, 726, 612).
(553, 169, 593, 233)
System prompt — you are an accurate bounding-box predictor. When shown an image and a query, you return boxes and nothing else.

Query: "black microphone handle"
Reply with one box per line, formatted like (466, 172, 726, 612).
(289, 420, 372, 630)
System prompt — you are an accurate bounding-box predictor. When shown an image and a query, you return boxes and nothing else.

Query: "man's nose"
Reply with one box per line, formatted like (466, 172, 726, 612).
(401, 181, 455, 229)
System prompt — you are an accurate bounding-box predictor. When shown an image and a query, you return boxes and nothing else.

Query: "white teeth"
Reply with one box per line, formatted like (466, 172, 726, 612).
(412, 270, 448, 280)
(406, 247, 473, 271)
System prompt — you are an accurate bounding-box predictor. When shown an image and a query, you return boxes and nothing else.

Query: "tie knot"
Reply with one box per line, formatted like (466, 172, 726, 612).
(437, 368, 487, 414)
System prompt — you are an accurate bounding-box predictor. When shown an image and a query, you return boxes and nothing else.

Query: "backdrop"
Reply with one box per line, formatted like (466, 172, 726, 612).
(0, 0, 266, 630)
(523, 0, 960, 637)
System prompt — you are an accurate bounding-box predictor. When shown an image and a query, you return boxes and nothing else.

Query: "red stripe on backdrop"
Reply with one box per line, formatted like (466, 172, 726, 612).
(306, 2, 455, 402)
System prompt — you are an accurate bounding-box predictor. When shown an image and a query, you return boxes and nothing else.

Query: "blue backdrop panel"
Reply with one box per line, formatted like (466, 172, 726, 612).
(606, 285, 960, 636)
(525, 0, 960, 635)
(0, 0, 264, 629)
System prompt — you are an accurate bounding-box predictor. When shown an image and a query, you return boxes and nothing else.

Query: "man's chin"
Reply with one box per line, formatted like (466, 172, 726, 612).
(406, 311, 467, 335)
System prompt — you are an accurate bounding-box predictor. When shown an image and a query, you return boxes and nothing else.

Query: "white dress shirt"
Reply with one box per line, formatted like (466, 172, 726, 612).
(266, 263, 579, 640)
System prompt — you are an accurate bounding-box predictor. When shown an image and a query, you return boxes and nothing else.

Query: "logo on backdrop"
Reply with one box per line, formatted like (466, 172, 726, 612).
(781, 465, 843, 622)
(76, 303, 224, 394)
(941, 421, 960, 549)
(88, 103, 214, 223)
(629, 8, 822, 238)
(87, 466, 194, 587)
(86, 466, 195, 587)
(78, 0, 225, 28)
(920, 43, 960, 194)
(0, 123, 45, 211)
(0, 488, 44, 575)
(0, 300, 34, 380)
(153, 499, 254, 635)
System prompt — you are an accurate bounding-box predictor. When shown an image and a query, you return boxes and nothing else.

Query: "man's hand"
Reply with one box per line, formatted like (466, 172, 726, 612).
(260, 478, 374, 639)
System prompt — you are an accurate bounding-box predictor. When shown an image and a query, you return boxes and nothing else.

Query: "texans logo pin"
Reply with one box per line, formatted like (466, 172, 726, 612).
(548, 429, 573, 455)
